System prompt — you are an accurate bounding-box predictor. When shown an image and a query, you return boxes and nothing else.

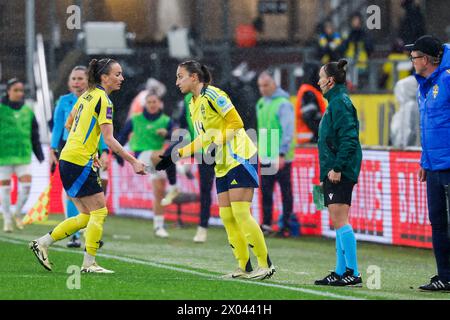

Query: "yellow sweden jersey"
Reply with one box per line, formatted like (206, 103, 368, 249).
(189, 85, 257, 177)
(60, 86, 113, 166)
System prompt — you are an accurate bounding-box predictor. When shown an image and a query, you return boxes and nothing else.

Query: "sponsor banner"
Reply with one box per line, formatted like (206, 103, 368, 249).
(321, 150, 393, 244)
(268, 148, 322, 235)
(390, 151, 431, 248)
(41, 144, 432, 250)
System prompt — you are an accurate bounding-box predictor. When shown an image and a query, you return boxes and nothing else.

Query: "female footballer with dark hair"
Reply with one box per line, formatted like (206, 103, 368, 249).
(156, 60, 275, 280)
(314, 59, 363, 287)
(30, 58, 146, 273)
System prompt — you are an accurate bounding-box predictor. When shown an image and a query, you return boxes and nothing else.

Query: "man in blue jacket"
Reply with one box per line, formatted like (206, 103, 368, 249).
(406, 35, 450, 291)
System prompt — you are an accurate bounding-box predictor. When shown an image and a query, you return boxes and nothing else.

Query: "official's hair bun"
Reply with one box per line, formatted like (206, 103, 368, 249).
(337, 59, 348, 69)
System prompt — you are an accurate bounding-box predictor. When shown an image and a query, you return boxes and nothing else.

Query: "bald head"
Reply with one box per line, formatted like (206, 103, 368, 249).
(258, 72, 277, 97)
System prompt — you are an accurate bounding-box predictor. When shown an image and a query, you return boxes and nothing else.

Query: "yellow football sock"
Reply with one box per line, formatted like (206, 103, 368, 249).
(50, 213, 90, 241)
(231, 201, 269, 268)
(219, 206, 251, 271)
(85, 207, 108, 256)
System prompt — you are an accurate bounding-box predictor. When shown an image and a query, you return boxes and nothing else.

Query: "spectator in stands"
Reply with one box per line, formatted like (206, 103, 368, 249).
(406, 35, 450, 291)
(0, 78, 44, 233)
(379, 38, 412, 90)
(399, 0, 426, 45)
(295, 63, 327, 144)
(341, 12, 374, 88)
(318, 20, 343, 65)
(256, 72, 296, 237)
(390, 75, 419, 148)
(315, 59, 363, 287)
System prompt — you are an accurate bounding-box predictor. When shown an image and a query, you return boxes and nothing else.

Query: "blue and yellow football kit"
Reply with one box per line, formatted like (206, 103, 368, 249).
(59, 85, 113, 198)
(180, 85, 272, 273)
(50, 85, 112, 257)
(184, 85, 259, 193)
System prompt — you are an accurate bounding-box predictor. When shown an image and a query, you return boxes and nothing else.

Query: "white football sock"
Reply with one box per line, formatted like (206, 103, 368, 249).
(15, 182, 31, 216)
(154, 215, 164, 230)
(37, 233, 55, 247)
(0, 185, 12, 222)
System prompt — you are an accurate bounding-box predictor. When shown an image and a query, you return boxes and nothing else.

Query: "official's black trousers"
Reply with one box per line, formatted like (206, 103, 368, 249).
(426, 169, 450, 282)
(261, 162, 293, 229)
(198, 162, 215, 228)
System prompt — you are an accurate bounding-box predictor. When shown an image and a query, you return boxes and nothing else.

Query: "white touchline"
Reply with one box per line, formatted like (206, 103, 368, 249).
(0, 236, 364, 300)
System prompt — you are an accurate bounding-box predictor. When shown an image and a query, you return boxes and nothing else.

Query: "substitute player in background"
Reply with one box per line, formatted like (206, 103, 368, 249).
(118, 93, 174, 238)
(0, 78, 44, 232)
(156, 60, 275, 280)
(314, 59, 363, 287)
(30, 58, 146, 273)
(50, 65, 110, 248)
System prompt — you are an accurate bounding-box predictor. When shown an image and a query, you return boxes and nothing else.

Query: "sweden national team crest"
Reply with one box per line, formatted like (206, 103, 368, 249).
(201, 104, 206, 118)
(433, 85, 439, 99)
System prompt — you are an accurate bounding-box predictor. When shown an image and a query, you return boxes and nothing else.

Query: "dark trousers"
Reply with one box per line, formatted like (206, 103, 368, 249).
(426, 169, 450, 282)
(166, 164, 176, 185)
(198, 162, 215, 228)
(261, 162, 293, 228)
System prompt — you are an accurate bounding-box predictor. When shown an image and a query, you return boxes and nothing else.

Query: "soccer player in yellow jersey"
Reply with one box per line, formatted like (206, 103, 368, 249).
(156, 60, 275, 280)
(30, 58, 147, 273)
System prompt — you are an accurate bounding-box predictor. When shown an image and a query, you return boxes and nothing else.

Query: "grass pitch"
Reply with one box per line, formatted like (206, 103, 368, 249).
(0, 214, 447, 300)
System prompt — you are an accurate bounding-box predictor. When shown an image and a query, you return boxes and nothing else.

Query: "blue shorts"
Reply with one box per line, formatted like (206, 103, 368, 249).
(59, 159, 103, 198)
(216, 161, 259, 194)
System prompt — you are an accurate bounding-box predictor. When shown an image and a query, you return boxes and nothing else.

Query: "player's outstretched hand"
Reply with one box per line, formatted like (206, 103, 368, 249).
(155, 143, 180, 171)
(133, 159, 147, 175)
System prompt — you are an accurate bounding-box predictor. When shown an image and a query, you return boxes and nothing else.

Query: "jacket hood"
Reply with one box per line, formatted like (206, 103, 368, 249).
(439, 43, 450, 71)
(394, 75, 418, 104)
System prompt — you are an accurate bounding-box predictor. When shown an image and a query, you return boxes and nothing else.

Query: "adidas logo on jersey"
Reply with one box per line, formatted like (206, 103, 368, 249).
(231, 179, 238, 185)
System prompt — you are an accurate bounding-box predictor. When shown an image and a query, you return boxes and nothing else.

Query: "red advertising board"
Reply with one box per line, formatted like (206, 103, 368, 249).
(390, 151, 431, 248)
(42, 146, 432, 250)
(269, 148, 322, 235)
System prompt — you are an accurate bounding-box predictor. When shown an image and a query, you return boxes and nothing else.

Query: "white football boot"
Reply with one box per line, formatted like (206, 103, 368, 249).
(248, 265, 276, 280)
(81, 262, 114, 274)
(29, 240, 52, 271)
(161, 186, 180, 206)
(193, 226, 207, 243)
(155, 227, 169, 238)
(221, 268, 251, 279)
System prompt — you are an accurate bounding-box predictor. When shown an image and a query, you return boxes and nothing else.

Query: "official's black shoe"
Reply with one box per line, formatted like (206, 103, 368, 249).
(66, 235, 81, 248)
(331, 268, 363, 287)
(419, 275, 450, 291)
(314, 271, 341, 286)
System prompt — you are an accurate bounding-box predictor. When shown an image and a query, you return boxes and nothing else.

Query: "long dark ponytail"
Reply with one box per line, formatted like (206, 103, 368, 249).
(179, 60, 212, 86)
(87, 58, 116, 88)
